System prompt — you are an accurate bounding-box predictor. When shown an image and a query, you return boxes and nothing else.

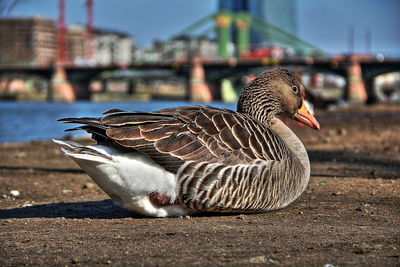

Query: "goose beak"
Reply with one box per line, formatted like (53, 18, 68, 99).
(294, 101, 320, 130)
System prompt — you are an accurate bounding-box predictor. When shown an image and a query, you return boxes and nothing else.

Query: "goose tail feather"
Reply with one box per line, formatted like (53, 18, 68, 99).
(52, 139, 112, 164)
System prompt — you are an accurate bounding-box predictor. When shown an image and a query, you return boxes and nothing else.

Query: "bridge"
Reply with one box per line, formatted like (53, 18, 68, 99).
(169, 10, 326, 58)
(2, 54, 399, 103)
(1, 11, 399, 103)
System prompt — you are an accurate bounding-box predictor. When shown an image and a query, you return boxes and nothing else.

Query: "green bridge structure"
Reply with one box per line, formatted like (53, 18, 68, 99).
(1, 11, 400, 104)
(169, 10, 325, 58)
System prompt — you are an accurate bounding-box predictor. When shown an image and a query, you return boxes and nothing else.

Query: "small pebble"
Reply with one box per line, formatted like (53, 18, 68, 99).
(268, 258, 279, 264)
(10, 190, 20, 197)
(236, 215, 245, 220)
(62, 189, 73, 194)
(322, 138, 331, 144)
(165, 232, 177, 236)
(15, 151, 27, 159)
(249, 255, 266, 263)
(82, 182, 95, 189)
(336, 128, 347, 136)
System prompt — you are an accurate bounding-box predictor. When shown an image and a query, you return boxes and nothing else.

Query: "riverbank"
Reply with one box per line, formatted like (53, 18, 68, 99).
(1, 103, 399, 266)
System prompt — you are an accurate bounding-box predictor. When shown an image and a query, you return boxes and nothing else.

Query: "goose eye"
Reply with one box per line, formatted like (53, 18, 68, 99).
(292, 86, 298, 94)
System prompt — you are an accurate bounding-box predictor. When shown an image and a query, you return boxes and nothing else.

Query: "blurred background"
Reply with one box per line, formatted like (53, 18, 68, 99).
(0, 0, 399, 142)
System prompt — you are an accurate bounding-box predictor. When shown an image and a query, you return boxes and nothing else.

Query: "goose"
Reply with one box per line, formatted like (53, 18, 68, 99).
(54, 68, 320, 217)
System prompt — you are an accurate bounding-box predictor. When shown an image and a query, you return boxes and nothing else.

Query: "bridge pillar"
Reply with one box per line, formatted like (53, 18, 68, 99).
(346, 59, 367, 103)
(128, 78, 137, 94)
(215, 12, 232, 58)
(189, 57, 213, 102)
(68, 71, 97, 100)
(71, 80, 91, 100)
(50, 64, 76, 102)
(364, 77, 378, 104)
(235, 12, 251, 56)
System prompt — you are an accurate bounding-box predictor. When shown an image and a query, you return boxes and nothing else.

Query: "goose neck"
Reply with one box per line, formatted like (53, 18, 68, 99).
(269, 118, 310, 177)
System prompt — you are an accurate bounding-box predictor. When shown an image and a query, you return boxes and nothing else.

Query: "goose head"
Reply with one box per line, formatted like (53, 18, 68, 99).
(237, 68, 320, 130)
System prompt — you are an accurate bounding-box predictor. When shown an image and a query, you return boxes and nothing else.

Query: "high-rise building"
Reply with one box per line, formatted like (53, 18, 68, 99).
(219, 0, 298, 46)
(94, 28, 135, 65)
(67, 24, 87, 64)
(0, 17, 57, 65)
(0, 17, 136, 66)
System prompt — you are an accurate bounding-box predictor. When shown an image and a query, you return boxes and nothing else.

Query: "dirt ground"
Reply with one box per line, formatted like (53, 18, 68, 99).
(1, 103, 399, 266)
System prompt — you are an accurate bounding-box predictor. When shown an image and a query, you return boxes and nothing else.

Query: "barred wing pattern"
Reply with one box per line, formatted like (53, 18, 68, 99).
(62, 105, 305, 212)
(177, 158, 304, 212)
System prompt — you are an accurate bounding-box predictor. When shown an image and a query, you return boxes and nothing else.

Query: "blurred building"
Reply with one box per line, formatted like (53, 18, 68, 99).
(0, 18, 136, 66)
(135, 37, 219, 62)
(67, 25, 136, 65)
(218, 0, 298, 46)
(94, 28, 135, 65)
(0, 17, 57, 65)
(196, 37, 219, 59)
(158, 38, 189, 60)
(67, 24, 87, 64)
(161, 37, 218, 60)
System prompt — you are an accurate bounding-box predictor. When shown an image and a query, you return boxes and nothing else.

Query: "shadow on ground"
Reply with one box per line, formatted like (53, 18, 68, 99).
(0, 199, 134, 219)
(308, 149, 400, 179)
(0, 165, 84, 174)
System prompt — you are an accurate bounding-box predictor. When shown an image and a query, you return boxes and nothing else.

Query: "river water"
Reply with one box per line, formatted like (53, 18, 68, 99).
(0, 101, 236, 142)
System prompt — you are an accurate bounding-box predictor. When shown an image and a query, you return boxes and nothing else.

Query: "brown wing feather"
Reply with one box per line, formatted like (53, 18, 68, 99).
(60, 105, 287, 173)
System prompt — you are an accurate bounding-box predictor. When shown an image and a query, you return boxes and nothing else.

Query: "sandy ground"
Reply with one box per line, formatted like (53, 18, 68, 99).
(1, 104, 399, 266)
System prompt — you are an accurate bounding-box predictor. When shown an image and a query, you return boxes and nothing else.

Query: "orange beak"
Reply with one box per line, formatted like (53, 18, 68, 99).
(293, 101, 320, 130)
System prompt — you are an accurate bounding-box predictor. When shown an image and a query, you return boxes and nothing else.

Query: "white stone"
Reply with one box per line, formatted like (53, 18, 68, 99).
(10, 190, 20, 197)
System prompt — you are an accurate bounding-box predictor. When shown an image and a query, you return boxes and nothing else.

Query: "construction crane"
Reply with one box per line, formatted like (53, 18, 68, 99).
(57, 0, 66, 63)
(86, 0, 94, 60)
(57, 0, 94, 63)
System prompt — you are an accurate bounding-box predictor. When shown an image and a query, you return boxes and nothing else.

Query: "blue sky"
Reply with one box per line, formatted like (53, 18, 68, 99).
(6, 0, 400, 55)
